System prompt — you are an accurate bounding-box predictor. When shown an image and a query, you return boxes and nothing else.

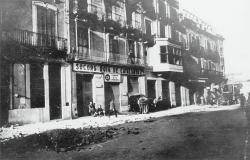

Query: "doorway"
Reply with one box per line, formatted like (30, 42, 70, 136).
(175, 83, 181, 107)
(104, 83, 120, 112)
(147, 80, 156, 99)
(76, 74, 93, 117)
(162, 80, 171, 107)
(49, 64, 61, 120)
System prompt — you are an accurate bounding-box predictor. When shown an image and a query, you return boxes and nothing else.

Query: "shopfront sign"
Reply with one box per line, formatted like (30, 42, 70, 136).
(104, 73, 121, 82)
(73, 63, 144, 76)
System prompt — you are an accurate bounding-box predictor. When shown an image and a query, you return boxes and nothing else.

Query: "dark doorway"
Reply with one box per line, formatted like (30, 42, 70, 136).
(30, 63, 45, 108)
(0, 60, 10, 125)
(162, 80, 171, 106)
(49, 64, 61, 120)
(147, 80, 156, 99)
(175, 83, 181, 106)
(105, 83, 120, 112)
(128, 76, 139, 96)
(76, 74, 93, 117)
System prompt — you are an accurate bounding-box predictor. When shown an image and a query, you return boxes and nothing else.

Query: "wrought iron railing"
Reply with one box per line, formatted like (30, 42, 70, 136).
(76, 46, 106, 62)
(74, 47, 145, 66)
(1, 29, 67, 52)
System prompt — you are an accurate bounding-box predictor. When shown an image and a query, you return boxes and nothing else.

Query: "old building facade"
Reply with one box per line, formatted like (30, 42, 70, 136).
(0, 0, 225, 125)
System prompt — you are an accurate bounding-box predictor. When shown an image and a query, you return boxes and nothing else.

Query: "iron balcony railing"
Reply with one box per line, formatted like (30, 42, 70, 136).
(1, 29, 67, 52)
(74, 46, 145, 66)
(201, 68, 224, 77)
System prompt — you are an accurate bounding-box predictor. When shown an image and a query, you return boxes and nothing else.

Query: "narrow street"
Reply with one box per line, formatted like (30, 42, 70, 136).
(1, 105, 249, 160)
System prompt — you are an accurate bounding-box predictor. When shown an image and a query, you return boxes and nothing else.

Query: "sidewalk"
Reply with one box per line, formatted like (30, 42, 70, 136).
(0, 104, 240, 141)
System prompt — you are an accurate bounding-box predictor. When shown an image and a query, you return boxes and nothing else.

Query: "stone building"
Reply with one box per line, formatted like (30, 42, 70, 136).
(0, 0, 225, 125)
(0, 0, 68, 124)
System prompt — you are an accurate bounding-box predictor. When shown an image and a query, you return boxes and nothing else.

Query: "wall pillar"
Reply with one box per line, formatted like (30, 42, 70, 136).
(156, 78, 162, 99)
(186, 88, 190, 106)
(119, 75, 128, 112)
(43, 63, 50, 122)
(61, 65, 72, 120)
(169, 81, 176, 107)
(25, 64, 31, 108)
(138, 76, 146, 95)
(71, 71, 77, 118)
(92, 74, 105, 110)
(181, 86, 185, 106)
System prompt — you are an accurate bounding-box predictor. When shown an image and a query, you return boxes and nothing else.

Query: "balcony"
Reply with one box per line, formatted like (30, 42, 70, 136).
(1, 29, 67, 55)
(152, 63, 183, 73)
(73, 48, 145, 67)
(200, 68, 224, 78)
(150, 53, 183, 73)
(74, 47, 106, 62)
(154, 37, 183, 47)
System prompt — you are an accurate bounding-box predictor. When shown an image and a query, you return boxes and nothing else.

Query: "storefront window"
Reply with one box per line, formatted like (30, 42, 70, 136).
(13, 63, 26, 109)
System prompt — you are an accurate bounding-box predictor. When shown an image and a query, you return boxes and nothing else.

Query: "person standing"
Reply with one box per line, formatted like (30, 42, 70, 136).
(240, 93, 246, 107)
(109, 99, 117, 117)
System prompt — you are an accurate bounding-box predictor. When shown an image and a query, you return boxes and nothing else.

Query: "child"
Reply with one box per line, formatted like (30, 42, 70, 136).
(96, 105, 104, 116)
(88, 101, 95, 116)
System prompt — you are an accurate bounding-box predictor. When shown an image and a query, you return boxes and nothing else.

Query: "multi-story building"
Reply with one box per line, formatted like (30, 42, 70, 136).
(180, 9, 225, 104)
(0, 0, 225, 125)
(0, 0, 68, 124)
(67, 0, 149, 118)
(145, 0, 190, 108)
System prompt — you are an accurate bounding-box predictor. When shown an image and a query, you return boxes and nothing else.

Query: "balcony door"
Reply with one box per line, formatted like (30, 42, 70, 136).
(37, 5, 56, 47)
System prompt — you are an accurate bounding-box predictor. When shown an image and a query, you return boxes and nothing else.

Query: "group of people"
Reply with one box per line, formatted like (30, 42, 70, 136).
(88, 102, 105, 117)
(88, 99, 118, 117)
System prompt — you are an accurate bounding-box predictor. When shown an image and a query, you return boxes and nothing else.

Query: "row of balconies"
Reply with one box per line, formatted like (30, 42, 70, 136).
(1, 27, 224, 79)
(1, 28, 145, 66)
(73, 47, 145, 66)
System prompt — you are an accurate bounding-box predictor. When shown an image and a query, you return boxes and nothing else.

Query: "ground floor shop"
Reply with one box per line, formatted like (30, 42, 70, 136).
(0, 60, 73, 124)
(146, 73, 190, 109)
(71, 62, 146, 118)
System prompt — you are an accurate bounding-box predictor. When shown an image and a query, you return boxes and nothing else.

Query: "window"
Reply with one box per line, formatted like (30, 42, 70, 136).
(109, 36, 119, 54)
(37, 6, 56, 36)
(136, 42, 141, 58)
(111, 0, 126, 25)
(160, 46, 168, 63)
(145, 19, 152, 36)
(12, 63, 45, 109)
(128, 40, 135, 57)
(13, 64, 26, 109)
(109, 35, 126, 55)
(158, 0, 166, 19)
(132, 12, 141, 29)
(160, 22, 165, 38)
(89, 0, 104, 18)
(78, 26, 89, 57)
(165, 25, 171, 38)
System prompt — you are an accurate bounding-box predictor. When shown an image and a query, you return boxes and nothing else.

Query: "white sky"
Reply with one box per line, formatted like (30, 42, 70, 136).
(180, 0, 250, 75)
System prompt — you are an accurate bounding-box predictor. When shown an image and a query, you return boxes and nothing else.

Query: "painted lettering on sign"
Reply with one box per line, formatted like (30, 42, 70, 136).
(104, 74, 121, 83)
(73, 63, 145, 76)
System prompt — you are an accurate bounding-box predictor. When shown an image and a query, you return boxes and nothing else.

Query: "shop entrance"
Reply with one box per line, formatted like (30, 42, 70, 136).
(76, 74, 93, 117)
(162, 80, 171, 106)
(128, 77, 139, 96)
(175, 83, 181, 106)
(104, 83, 120, 112)
(147, 80, 156, 99)
(49, 64, 61, 120)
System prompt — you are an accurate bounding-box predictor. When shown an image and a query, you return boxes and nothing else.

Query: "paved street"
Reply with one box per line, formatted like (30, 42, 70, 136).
(1, 105, 250, 160)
